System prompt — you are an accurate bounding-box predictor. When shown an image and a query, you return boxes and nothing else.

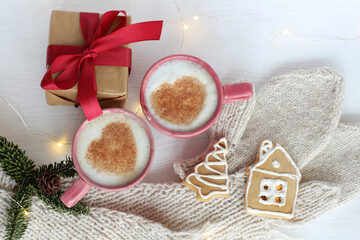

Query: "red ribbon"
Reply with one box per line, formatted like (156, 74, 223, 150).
(41, 10, 163, 120)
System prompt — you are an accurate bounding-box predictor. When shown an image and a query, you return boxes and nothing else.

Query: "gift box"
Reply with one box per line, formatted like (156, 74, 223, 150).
(41, 10, 162, 120)
(44, 10, 132, 108)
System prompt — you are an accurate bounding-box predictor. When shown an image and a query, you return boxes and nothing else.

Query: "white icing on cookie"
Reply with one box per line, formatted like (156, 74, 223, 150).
(259, 139, 273, 160)
(259, 178, 287, 206)
(246, 207, 294, 218)
(272, 160, 280, 168)
(245, 139, 301, 219)
(184, 138, 230, 200)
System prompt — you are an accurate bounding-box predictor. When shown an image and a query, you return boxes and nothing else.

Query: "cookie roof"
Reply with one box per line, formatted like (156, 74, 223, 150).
(251, 139, 301, 178)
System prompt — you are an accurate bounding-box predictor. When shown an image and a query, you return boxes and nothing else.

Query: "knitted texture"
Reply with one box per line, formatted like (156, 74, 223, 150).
(300, 123, 360, 206)
(1, 68, 359, 239)
(0, 170, 342, 240)
(228, 68, 343, 172)
(175, 67, 360, 228)
(176, 68, 344, 176)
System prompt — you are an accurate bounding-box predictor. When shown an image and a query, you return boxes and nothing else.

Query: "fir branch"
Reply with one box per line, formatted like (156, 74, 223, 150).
(32, 187, 90, 215)
(0, 137, 37, 185)
(36, 156, 77, 178)
(1, 136, 90, 240)
(5, 185, 32, 240)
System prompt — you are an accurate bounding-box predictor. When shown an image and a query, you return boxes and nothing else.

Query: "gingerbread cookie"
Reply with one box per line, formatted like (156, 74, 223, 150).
(183, 138, 230, 202)
(245, 139, 301, 219)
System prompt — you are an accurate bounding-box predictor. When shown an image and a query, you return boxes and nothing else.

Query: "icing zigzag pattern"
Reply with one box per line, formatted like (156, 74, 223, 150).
(183, 138, 230, 202)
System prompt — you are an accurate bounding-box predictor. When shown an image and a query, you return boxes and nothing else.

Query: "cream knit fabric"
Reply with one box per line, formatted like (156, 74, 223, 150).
(1, 68, 359, 239)
(176, 68, 345, 175)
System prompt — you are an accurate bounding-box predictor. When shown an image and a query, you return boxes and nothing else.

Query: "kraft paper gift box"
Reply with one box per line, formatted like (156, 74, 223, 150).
(44, 10, 132, 108)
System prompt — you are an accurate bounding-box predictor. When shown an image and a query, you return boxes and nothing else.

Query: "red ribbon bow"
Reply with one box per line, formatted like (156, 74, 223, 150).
(41, 10, 163, 120)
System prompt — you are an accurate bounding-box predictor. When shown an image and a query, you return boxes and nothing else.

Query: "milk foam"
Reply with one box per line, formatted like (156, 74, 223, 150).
(76, 113, 150, 187)
(145, 59, 218, 131)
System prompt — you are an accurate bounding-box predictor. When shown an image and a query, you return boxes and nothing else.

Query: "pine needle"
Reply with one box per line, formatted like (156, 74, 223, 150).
(0, 137, 37, 185)
(33, 187, 90, 215)
(5, 185, 32, 240)
(36, 156, 77, 178)
(0, 136, 90, 240)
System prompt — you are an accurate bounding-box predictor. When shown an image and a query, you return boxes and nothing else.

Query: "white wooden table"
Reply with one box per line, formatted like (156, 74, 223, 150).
(1, 0, 359, 239)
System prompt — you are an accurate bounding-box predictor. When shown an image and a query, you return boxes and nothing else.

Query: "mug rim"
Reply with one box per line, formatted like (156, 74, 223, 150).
(71, 108, 155, 191)
(140, 54, 224, 138)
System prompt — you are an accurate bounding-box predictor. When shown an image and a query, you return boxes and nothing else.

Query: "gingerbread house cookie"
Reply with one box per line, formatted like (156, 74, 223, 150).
(245, 139, 301, 219)
(183, 138, 230, 202)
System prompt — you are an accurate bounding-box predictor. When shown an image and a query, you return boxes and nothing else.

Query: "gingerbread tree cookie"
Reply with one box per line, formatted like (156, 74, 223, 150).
(183, 138, 230, 202)
(245, 139, 301, 219)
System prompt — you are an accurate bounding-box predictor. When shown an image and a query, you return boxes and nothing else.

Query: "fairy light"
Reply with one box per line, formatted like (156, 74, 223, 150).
(2, 1, 359, 149)
(172, 0, 185, 50)
(206, 237, 212, 240)
(0, 96, 70, 146)
(170, 0, 360, 47)
(135, 104, 142, 116)
(282, 29, 289, 36)
(4, 192, 30, 217)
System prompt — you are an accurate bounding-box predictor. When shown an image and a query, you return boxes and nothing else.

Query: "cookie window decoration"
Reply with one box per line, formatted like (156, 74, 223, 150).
(259, 179, 287, 206)
(183, 138, 230, 202)
(245, 139, 301, 219)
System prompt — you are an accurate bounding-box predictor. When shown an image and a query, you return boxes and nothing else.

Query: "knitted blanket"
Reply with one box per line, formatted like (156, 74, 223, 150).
(1, 68, 359, 239)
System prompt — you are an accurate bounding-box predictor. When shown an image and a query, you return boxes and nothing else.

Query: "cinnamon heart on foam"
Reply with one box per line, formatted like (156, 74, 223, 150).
(85, 121, 137, 174)
(150, 76, 207, 125)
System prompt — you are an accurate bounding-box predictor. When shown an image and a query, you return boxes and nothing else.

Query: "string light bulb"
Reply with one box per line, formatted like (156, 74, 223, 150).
(4, 192, 30, 217)
(282, 29, 289, 36)
(183, 24, 189, 30)
(57, 142, 63, 147)
(135, 103, 142, 116)
(193, 15, 199, 21)
(206, 237, 212, 240)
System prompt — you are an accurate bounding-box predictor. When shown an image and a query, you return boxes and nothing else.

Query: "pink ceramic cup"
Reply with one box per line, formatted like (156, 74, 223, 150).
(140, 54, 253, 138)
(61, 108, 155, 208)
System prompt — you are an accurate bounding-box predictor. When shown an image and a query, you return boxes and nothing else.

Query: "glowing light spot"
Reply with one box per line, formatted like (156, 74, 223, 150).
(183, 24, 189, 30)
(24, 210, 30, 216)
(193, 15, 199, 21)
(135, 103, 142, 115)
(57, 142, 63, 147)
(282, 29, 289, 36)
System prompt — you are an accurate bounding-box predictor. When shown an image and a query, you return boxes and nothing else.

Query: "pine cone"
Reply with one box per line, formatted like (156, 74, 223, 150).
(37, 171, 61, 194)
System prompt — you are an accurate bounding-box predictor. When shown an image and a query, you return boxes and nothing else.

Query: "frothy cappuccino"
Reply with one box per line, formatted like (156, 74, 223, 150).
(76, 113, 151, 187)
(145, 59, 218, 132)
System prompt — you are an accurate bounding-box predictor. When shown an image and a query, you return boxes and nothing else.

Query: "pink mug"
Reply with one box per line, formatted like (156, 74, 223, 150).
(61, 108, 155, 208)
(140, 54, 253, 138)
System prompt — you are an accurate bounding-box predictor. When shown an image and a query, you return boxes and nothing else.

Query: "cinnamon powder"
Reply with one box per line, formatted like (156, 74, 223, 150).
(150, 76, 206, 125)
(85, 121, 137, 174)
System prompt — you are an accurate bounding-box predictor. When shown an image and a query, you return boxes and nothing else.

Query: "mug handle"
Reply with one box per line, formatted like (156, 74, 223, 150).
(61, 178, 92, 208)
(223, 82, 253, 103)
